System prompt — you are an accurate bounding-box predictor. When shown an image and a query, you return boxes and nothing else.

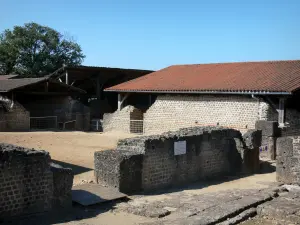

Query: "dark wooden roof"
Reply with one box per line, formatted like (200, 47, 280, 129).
(0, 77, 85, 93)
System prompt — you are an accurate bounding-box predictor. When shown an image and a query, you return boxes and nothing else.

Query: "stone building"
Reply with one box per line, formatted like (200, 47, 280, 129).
(0, 75, 88, 131)
(48, 65, 153, 121)
(103, 60, 300, 136)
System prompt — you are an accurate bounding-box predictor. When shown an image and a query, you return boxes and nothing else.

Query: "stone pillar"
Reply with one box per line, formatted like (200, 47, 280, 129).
(242, 129, 262, 174)
(268, 137, 276, 160)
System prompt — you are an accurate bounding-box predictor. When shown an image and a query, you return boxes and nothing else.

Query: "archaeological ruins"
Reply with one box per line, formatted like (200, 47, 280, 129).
(95, 126, 261, 193)
(0, 143, 73, 220)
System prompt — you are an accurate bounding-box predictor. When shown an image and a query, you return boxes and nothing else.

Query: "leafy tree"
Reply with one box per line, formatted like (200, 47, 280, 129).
(0, 22, 85, 77)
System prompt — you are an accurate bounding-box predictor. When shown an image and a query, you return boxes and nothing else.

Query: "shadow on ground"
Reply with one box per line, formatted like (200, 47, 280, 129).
(52, 160, 93, 175)
(259, 160, 276, 174)
(132, 160, 277, 197)
(4, 199, 129, 225)
(1, 161, 276, 224)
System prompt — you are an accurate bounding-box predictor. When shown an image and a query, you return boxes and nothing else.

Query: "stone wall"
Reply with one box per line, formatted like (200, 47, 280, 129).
(50, 163, 73, 209)
(103, 105, 143, 133)
(0, 144, 73, 220)
(143, 95, 267, 135)
(0, 102, 30, 132)
(255, 120, 281, 160)
(95, 127, 261, 193)
(276, 136, 300, 184)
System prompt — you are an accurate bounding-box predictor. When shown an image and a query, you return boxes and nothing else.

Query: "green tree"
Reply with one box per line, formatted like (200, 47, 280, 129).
(0, 22, 85, 77)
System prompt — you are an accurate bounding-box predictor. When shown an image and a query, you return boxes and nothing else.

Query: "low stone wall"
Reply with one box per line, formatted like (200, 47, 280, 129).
(50, 163, 73, 209)
(276, 136, 300, 184)
(95, 127, 261, 193)
(0, 144, 73, 220)
(103, 105, 143, 133)
(255, 120, 280, 160)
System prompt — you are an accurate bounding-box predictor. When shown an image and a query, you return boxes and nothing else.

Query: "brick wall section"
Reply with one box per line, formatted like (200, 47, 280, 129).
(0, 102, 30, 131)
(143, 95, 267, 135)
(0, 144, 73, 220)
(0, 144, 52, 218)
(50, 163, 73, 209)
(103, 105, 140, 133)
(95, 126, 261, 193)
(276, 136, 300, 184)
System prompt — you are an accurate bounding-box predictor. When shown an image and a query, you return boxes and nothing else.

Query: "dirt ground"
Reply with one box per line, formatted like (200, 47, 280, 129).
(0, 131, 277, 225)
(0, 131, 136, 185)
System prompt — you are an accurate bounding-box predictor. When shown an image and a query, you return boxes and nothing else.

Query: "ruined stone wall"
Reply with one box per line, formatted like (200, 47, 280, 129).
(143, 95, 267, 135)
(276, 136, 300, 184)
(0, 102, 30, 132)
(0, 144, 52, 218)
(264, 108, 300, 137)
(95, 127, 261, 193)
(103, 105, 140, 133)
(0, 144, 73, 219)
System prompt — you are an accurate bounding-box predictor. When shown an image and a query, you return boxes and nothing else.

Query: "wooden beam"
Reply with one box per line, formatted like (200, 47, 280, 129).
(118, 93, 130, 111)
(45, 82, 49, 92)
(15, 92, 75, 96)
(65, 70, 69, 85)
(278, 97, 286, 126)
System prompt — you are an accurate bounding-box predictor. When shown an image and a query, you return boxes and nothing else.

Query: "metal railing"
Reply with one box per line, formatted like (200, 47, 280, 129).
(30, 116, 58, 130)
(130, 119, 144, 134)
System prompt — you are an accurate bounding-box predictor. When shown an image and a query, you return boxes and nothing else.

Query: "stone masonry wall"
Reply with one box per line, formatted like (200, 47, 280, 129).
(0, 144, 73, 220)
(0, 102, 30, 132)
(0, 144, 52, 218)
(103, 105, 139, 133)
(95, 126, 261, 193)
(276, 136, 300, 184)
(143, 95, 268, 135)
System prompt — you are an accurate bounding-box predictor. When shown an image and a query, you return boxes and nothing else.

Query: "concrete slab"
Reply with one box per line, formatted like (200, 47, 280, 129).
(72, 184, 127, 206)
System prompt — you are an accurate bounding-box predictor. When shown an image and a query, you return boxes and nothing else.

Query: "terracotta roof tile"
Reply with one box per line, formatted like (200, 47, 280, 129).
(105, 60, 300, 94)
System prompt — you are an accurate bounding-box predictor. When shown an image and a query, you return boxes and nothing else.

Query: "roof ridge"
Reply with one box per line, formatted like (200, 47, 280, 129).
(169, 59, 300, 67)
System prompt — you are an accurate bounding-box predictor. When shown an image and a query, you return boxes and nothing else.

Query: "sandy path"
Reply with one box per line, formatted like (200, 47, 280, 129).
(0, 131, 135, 170)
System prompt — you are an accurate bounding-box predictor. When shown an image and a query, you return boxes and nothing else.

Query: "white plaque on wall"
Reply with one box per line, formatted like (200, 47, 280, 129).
(174, 141, 186, 155)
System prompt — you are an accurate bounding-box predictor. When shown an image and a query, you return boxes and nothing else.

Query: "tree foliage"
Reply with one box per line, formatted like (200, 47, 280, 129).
(0, 22, 85, 77)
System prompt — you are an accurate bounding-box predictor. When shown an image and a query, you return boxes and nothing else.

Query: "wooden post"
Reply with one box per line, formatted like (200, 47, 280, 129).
(118, 93, 129, 111)
(96, 77, 101, 100)
(278, 97, 286, 127)
(45, 82, 49, 92)
(149, 95, 152, 106)
(118, 94, 122, 111)
(65, 70, 69, 85)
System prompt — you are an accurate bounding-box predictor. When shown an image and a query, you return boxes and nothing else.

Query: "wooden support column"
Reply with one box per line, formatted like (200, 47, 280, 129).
(96, 77, 101, 100)
(118, 93, 129, 111)
(44, 82, 49, 92)
(278, 97, 286, 127)
(65, 70, 69, 85)
(149, 95, 152, 106)
(118, 94, 121, 111)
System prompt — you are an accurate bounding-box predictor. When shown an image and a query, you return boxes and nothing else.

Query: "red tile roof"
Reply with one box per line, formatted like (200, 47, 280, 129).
(105, 60, 300, 94)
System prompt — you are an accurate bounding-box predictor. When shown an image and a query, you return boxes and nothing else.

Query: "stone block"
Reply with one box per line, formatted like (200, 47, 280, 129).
(255, 120, 281, 137)
(276, 156, 298, 183)
(267, 137, 276, 160)
(50, 162, 74, 208)
(277, 137, 293, 157)
(94, 150, 143, 193)
(242, 129, 262, 149)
